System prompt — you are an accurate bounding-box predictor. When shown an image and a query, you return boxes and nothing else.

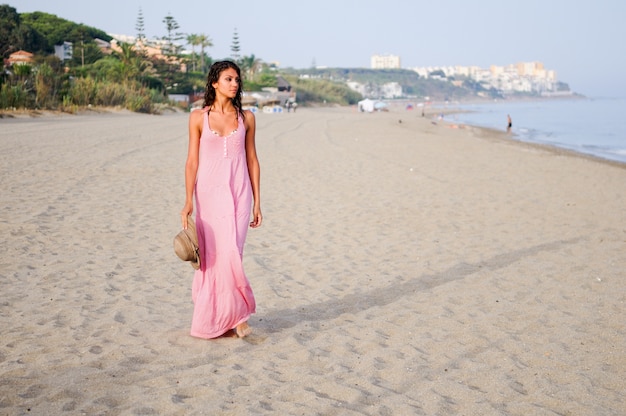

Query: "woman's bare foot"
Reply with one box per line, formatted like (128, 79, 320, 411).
(235, 322, 252, 338)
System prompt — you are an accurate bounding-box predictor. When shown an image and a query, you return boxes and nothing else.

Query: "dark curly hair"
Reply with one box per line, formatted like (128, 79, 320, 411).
(202, 60, 245, 120)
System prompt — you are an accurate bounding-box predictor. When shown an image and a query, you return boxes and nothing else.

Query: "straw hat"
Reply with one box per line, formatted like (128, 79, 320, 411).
(173, 216, 200, 270)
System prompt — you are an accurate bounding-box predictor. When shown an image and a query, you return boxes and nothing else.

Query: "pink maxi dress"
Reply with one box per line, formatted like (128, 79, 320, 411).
(190, 109, 256, 339)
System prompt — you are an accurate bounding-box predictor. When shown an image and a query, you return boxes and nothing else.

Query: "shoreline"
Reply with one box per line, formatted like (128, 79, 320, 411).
(367, 101, 626, 170)
(431, 97, 626, 167)
(464, 122, 626, 170)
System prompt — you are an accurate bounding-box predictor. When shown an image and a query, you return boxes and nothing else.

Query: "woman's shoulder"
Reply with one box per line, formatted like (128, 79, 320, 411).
(189, 107, 208, 130)
(242, 109, 255, 128)
(190, 106, 209, 117)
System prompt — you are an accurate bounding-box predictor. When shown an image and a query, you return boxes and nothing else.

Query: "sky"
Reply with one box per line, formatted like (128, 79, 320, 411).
(10, 0, 626, 97)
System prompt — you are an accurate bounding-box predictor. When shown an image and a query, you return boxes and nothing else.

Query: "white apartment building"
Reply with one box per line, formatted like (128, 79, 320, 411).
(410, 61, 559, 94)
(371, 54, 401, 69)
(381, 82, 403, 98)
(347, 80, 403, 99)
(517, 61, 543, 76)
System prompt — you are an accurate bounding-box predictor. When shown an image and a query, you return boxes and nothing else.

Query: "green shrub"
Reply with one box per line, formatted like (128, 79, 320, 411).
(94, 81, 127, 107)
(149, 88, 166, 104)
(0, 84, 10, 108)
(125, 90, 152, 113)
(0, 84, 29, 109)
(69, 77, 97, 106)
(61, 95, 78, 113)
(35, 63, 59, 108)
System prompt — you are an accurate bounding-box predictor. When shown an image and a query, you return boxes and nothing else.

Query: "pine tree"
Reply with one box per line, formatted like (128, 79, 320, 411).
(135, 7, 146, 46)
(161, 13, 184, 90)
(230, 28, 241, 63)
(162, 13, 184, 58)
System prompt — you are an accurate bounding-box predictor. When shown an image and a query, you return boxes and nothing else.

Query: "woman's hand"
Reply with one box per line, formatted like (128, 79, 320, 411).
(249, 206, 262, 228)
(181, 203, 193, 229)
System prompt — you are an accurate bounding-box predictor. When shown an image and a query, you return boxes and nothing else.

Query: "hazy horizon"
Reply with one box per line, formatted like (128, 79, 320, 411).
(10, 0, 626, 98)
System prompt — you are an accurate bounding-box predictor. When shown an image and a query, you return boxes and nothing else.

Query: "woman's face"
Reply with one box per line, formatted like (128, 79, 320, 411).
(212, 68, 240, 99)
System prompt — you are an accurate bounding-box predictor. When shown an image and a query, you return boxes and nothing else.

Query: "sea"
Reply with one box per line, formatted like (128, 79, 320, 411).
(441, 97, 626, 165)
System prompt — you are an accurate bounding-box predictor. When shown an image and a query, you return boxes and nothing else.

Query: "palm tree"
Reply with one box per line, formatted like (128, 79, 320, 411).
(113, 42, 154, 83)
(115, 42, 140, 79)
(186, 34, 200, 72)
(197, 34, 213, 74)
(240, 54, 261, 81)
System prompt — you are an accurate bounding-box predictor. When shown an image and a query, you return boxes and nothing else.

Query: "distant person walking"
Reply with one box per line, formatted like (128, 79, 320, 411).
(507, 114, 512, 133)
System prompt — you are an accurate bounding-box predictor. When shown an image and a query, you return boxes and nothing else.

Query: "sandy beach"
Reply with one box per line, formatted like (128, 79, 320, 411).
(1, 106, 624, 415)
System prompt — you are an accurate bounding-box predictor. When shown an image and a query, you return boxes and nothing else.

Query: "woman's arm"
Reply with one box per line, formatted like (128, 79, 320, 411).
(244, 110, 262, 228)
(181, 109, 202, 229)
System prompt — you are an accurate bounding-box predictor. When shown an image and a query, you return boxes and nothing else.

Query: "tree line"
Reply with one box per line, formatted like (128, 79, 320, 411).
(0, 4, 375, 114)
(0, 4, 288, 113)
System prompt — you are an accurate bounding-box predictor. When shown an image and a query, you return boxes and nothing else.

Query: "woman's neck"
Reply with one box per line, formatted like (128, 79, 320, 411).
(210, 97, 235, 114)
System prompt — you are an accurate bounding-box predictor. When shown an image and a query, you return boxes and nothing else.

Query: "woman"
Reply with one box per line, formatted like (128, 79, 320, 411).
(181, 61, 262, 339)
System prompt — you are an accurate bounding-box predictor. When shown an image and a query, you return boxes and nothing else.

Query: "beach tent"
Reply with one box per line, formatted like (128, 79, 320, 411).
(358, 98, 374, 113)
(276, 76, 292, 92)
